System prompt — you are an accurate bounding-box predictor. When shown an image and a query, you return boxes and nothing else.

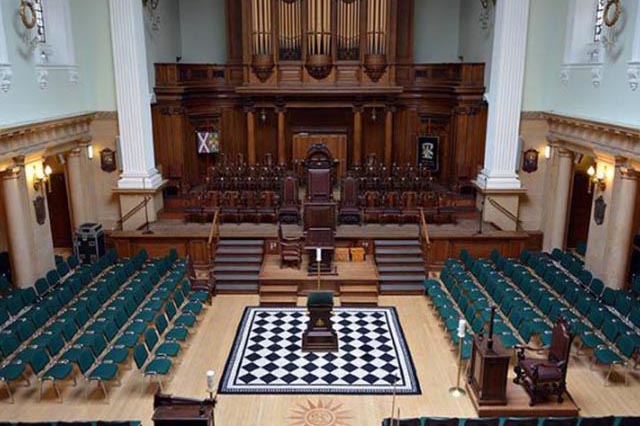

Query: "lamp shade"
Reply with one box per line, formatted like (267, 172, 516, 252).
(206, 370, 215, 392)
(457, 318, 466, 339)
(316, 248, 322, 262)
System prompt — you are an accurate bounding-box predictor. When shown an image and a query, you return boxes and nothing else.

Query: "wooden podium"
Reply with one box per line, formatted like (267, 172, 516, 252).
(467, 333, 510, 405)
(302, 291, 338, 352)
(152, 393, 216, 426)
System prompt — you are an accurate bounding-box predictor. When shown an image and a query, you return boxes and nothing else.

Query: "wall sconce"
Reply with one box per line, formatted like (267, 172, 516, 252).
(371, 108, 377, 122)
(587, 164, 606, 194)
(87, 144, 94, 160)
(259, 109, 267, 124)
(544, 145, 551, 159)
(33, 164, 52, 193)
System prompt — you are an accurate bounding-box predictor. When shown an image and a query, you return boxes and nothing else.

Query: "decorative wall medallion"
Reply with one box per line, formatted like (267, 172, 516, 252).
(0, 65, 13, 92)
(594, 195, 606, 225)
(289, 399, 352, 426)
(251, 54, 275, 82)
(560, 67, 570, 86)
(100, 148, 117, 172)
(591, 66, 603, 88)
(521, 149, 539, 173)
(36, 67, 49, 90)
(68, 67, 79, 85)
(33, 195, 46, 225)
(628, 64, 640, 91)
(305, 54, 333, 80)
(363, 54, 388, 82)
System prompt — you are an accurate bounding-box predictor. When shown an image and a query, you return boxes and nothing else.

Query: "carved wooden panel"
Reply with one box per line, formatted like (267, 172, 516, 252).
(292, 133, 347, 178)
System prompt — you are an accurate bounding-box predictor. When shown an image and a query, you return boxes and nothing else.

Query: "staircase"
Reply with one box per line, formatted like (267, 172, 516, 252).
(340, 283, 379, 306)
(214, 239, 264, 293)
(259, 283, 299, 306)
(374, 239, 425, 294)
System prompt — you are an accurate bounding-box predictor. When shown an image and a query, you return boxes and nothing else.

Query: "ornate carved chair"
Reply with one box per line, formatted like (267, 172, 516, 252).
(400, 191, 420, 224)
(279, 174, 300, 224)
(278, 223, 302, 269)
(362, 190, 382, 224)
(220, 191, 241, 224)
(241, 191, 260, 223)
(514, 317, 575, 406)
(381, 191, 401, 224)
(258, 191, 278, 223)
(338, 176, 361, 225)
(186, 256, 215, 304)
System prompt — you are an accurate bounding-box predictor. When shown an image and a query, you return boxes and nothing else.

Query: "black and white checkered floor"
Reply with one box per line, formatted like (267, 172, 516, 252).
(219, 307, 421, 394)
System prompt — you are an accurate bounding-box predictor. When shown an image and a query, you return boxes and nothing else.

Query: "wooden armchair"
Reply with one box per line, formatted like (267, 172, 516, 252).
(513, 317, 575, 406)
(220, 191, 241, 224)
(338, 176, 361, 225)
(279, 174, 301, 224)
(278, 223, 302, 269)
(186, 256, 215, 304)
(258, 191, 278, 223)
(381, 191, 401, 224)
(362, 190, 382, 224)
(400, 191, 420, 224)
(240, 191, 260, 223)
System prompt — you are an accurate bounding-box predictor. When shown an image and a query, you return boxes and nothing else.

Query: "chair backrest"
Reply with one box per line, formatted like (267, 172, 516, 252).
(618, 417, 640, 426)
(281, 175, 298, 205)
(341, 176, 358, 207)
(0, 331, 20, 357)
(579, 417, 615, 426)
(155, 314, 169, 335)
(145, 328, 159, 351)
(133, 344, 148, 369)
(424, 418, 458, 426)
(29, 348, 51, 374)
(465, 419, 500, 426)
(548, 317, 574, 367)
(77, 348, 96, 375)
(504, 418, 539, 426)
(542, 418, 578, 426)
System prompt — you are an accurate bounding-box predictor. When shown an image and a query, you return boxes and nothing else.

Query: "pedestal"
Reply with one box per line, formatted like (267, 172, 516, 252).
(302, 291, 338, 352)
(467, 334, 510, 405)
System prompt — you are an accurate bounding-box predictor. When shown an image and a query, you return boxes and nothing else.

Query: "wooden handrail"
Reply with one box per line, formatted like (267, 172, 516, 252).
(115, 197, 149, 231)
(207, 209, 220, 246)
(419, 208, 431, 245)
(487, 197, 522, 231)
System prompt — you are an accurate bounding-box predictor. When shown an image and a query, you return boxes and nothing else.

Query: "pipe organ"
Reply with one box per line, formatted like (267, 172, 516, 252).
(245, 0, 396, 85)
(152, 0, 488, 198)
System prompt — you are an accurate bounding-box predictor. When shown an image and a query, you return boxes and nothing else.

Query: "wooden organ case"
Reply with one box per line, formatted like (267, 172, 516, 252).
(152, 0, 488, 192)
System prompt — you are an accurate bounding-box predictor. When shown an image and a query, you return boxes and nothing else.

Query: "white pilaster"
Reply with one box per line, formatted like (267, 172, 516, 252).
(109, 0, 162, 190)
(476, 0, 530, 190)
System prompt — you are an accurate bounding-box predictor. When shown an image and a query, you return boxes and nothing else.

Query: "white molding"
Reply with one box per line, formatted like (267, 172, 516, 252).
(628, 63, 640, 91)
(0, 64, 12, 93)
(560, 67, 570, 85)
(35, 67, 49, 90)
(591, 65, 603, 87)
(628, 3, 640, 91)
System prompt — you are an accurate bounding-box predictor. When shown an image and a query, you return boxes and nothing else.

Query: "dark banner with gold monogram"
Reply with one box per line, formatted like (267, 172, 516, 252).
(417, 136, 439, 171)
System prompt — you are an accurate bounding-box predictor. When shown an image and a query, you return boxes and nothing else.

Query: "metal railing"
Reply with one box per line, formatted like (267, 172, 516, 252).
(487, 197, 523, 231)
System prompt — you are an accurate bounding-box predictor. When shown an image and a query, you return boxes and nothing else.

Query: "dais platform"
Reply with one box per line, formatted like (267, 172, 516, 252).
(259, 255, 379, 306)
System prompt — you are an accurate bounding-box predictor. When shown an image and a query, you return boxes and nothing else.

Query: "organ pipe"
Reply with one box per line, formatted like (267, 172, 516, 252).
(366, 0, 387, 55)
(252, 0, 273, 55)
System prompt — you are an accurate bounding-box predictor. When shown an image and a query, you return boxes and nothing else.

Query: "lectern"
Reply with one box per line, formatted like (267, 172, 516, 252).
(466, 308, 510, 405)
(302, 291, 338, 352)
(152, 393, 216, 426)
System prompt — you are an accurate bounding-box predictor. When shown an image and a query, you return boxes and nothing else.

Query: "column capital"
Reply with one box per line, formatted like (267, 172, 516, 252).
(12, 155, 25, 168)
(353, 103, 364, 114)
(78, 136, 92, 147)
(68, 147, 82, 158)
(557, 148, 574, 158)
(1, 167, 21, 181)
(619, 167, 639, 180)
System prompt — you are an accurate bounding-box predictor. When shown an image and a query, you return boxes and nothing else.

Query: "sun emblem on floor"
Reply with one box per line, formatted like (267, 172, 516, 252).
(288, 398, 352, 426)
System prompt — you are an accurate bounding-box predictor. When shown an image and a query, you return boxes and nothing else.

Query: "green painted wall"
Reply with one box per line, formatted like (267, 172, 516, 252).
(145, 0, 182, 92)
(0, 0, 116, 127)
(523, 0, 640, 127)
(458, 0, 494, 87)
(179, 0, 227, 63)
(414, 0, 461, 63)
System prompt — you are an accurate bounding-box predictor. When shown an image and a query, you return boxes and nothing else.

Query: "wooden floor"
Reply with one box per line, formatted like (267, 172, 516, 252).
(259, 256, 378, 284)
(2, 296, 640, 426)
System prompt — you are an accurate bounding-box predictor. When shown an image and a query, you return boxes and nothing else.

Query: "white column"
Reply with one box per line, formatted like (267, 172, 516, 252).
(476, 0, 530, 190)
(603, 167, 638, 289)
(544, 148, 573, 252)
(109, 0, 162, 190)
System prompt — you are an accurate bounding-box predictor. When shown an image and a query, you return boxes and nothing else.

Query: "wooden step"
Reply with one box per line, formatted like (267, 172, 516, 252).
(375, 247, 422, 256)
(340, 295, 378, 306)
(380, 283, 425, 295)
(378, 274, 424, 282)
(219, 239, 263, 246)
(216, 247, 263, 255)
(216, 283, 259, 293)
(214, 256, 263, 264)
(339, 284, 379, 293)
(377, 265, 425, 273)
(375, 257, 423, 264)
(259, 294, 298, 306)
(259, 284, 299, 294)
(374, 240, 421, 247)
(216, 274, 259, 281)
(214, 265, 262, 273)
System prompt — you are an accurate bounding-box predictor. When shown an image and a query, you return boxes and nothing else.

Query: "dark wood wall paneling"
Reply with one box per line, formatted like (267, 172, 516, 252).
(151, 1, 488, 186)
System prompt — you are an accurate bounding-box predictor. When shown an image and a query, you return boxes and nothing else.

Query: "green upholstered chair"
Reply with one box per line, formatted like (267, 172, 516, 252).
(133, 344, 172, 392)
